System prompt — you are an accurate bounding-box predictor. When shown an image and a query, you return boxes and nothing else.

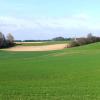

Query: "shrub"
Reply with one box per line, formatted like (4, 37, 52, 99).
(69, 34, 100, 47)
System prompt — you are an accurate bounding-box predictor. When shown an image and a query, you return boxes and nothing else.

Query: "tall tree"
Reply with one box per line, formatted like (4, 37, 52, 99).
(0, 32, 4, 48)
(6, 33, 14, 46)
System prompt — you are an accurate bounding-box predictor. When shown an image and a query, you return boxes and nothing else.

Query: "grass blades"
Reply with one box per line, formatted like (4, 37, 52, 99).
(0, 43, 100, 99)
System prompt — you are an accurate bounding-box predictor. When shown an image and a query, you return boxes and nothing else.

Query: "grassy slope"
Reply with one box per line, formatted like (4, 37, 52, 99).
(0, 42, 100, 99)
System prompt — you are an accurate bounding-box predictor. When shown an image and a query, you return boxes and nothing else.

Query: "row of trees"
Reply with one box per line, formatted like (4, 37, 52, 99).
(69, 33, 100, 47)
(0, 32, 14, 48)
(52, 37, 72, 41)
(14, 37, 71, 42)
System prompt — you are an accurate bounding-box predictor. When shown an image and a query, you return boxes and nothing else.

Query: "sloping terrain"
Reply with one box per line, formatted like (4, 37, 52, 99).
(0, 42, 100, 99)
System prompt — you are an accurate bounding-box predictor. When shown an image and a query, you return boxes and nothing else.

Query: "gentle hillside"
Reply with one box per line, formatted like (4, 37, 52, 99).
(0, 42, 100, 99)
(71, 42, 100, 50)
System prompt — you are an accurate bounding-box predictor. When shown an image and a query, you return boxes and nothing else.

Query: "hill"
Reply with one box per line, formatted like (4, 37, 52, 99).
(0, 42, 100, 99)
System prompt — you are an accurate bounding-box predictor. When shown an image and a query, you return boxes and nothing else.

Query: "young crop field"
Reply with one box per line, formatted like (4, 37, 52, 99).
(1, 42, 100, 100)
(16, 41, 67, 46)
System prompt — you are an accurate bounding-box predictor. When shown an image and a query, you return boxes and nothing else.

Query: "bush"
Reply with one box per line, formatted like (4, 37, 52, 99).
(69, 34, 100, 47)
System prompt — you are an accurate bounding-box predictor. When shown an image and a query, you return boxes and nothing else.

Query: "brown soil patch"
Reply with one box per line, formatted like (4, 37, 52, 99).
(3, 44, 67, 51)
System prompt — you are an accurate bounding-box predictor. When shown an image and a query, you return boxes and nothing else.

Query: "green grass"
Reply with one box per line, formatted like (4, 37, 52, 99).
(17, 41, 67, 46)
(1, 42, 100, 99)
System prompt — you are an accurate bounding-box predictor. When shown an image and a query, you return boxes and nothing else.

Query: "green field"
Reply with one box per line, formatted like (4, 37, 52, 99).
(16, 41, 68, 46)
(1, 42, 100, 100)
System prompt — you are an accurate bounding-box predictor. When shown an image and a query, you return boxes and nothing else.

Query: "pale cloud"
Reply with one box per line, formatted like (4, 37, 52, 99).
(0, 14, 100, 39)
(73, 13, 90, 20)
(0, 16, 40, 31)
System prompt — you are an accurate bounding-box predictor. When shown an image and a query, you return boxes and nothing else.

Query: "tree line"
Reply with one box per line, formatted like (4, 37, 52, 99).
(15, 37, 72, 42)
(69, 33, 100, 47)
(1, 32, 100, 49)
(0, 32, 14, 48)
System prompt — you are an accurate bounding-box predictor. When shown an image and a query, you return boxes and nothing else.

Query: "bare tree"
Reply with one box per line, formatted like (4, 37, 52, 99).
(87, 33, 93, 38)
(6, 33, 14, 46)
(0, 32, 4, 48)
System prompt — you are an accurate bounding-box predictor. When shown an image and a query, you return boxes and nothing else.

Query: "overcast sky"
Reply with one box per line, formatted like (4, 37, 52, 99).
(0, 0, 100, 40)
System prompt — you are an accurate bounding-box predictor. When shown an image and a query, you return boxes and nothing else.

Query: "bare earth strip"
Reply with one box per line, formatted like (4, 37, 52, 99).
(3, 44, 67, 51)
